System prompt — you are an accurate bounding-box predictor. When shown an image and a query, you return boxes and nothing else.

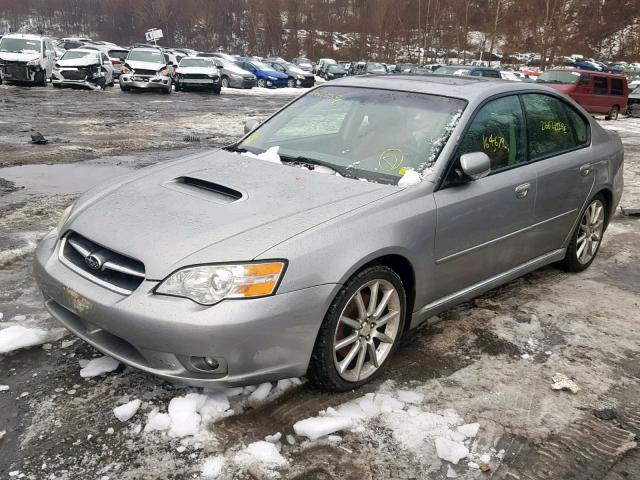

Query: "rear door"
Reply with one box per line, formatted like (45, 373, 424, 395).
(592, 75, 611, 113)
(431, 95, 538, 301)
(520, 93, 594, 255)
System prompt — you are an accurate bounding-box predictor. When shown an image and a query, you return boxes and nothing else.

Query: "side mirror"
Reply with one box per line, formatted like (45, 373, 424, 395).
(460, 152, 491, 180)
(244, 119, 260, 134)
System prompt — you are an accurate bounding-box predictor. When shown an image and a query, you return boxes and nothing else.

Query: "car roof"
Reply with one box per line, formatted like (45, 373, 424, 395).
(2, 33, 46, 41)
(180, 56, 214, 61)
(545, 68, 627, 78)
(326, 74, 562, 102)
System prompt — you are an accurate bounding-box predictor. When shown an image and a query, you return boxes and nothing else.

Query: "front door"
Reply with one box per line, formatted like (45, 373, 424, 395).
(430, 95, 537, 301)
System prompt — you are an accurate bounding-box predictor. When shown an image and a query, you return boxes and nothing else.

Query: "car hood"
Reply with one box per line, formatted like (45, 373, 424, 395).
(58, 56, 100, 67)
(0, 51, 40, 63)
(127, 60, 164, 71)
(177, 66, 217, 75)
(67, 150, 396, 280)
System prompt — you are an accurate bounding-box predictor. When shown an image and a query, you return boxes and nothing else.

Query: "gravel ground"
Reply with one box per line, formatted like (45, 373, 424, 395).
(0, 84, 639, 480)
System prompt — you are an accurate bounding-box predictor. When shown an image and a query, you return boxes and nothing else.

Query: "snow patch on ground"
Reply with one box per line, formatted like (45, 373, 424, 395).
(79, 356, 120, 378)
(233, 440, 288, 471)
(113, 399, 141, 422)
(0, 325, 48, 354)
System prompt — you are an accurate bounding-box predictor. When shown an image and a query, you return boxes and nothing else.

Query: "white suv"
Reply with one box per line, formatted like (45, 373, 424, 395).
(0, 33, 55, 85)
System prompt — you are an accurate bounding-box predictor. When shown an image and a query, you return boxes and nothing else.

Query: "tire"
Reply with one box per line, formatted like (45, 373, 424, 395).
(163, 81, 172, 94)
(557, 193, 607, 272)
(308, 265, 406, 391)
(287, 78, 296, 88)
(212, 84, 221, 95)
(605, 105, 620, 121)
(120, 84, 130, 92)
(257, 78, 266, 88)
(221, 76, 229, 88)
(34, 70, 46, 86)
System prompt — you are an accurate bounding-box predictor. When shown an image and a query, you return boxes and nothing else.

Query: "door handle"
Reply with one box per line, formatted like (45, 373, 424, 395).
(515, 183, 531, 199)
(580, 164, 592, 176)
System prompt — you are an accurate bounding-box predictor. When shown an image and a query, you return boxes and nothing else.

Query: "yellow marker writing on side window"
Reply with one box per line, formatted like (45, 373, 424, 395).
(399, 167, 407, 176)
(482, 134, 509, 152)
(540, 120, 567, 133)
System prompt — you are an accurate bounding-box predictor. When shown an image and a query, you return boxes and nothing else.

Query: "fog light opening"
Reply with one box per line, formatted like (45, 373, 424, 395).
(190, 355, 221, 372)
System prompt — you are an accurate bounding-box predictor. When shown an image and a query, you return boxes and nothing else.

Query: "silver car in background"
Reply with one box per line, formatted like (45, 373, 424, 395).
(35, 76, 623, 391)
(52, 49, 114, 90)
(119, 47, 174, 94)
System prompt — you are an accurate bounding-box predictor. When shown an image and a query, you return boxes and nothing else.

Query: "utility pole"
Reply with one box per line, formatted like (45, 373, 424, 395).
(418, 0, 422, 64)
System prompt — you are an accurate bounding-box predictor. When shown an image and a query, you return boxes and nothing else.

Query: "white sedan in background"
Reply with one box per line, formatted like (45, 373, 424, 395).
(174, 57, 222, 94)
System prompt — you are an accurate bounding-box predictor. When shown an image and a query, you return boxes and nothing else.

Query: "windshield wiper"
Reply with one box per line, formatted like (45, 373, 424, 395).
(224, 144, 247, 153)
(279, 153, 355, 178)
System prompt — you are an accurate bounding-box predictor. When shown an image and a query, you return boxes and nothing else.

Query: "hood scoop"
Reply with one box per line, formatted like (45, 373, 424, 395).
(167, 176, 243, 204)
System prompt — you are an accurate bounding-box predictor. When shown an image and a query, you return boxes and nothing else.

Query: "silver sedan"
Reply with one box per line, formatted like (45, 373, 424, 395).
(35, 76, 624, 391)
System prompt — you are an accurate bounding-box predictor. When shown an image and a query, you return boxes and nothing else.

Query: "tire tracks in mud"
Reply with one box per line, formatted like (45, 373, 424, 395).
(493, 357, 640, 480)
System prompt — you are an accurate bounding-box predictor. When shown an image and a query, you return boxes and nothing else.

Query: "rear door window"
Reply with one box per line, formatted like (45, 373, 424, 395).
(521, 94, 589, 160)
(482, 70, 500, 78)
(611, 78, 624, 96)
(593, 76, 609, 95)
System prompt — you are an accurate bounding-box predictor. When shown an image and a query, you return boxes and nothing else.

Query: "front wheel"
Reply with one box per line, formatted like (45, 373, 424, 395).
(605, 105, 620, 121)
(287, 78, 296, 88)
(308, 265, 406, 391)
(221, 76, 229, 88)
(257, 78, 266, 88)
(211, 84, 221, 95)
(558, 194, 607, 272)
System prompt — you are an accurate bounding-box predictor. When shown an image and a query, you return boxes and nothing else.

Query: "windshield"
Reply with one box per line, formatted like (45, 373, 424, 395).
(538, 70, 581, 84)
(0, 37, 42, 53)
(296, 58, 311, 65)
(237, 86, 466, 184)
(328, 64, 346, 73)
(127, 50, 164, 64)
(180, 58, 214, 68)
(250, 61, 276, 72)
(61, 51, 99, 61)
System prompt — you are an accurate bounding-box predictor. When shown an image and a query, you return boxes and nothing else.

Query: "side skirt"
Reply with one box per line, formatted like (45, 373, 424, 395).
(410, 248, 566, 329)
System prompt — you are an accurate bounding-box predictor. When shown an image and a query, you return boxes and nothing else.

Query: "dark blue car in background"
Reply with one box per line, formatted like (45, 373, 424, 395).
(235, 59, 288, 88)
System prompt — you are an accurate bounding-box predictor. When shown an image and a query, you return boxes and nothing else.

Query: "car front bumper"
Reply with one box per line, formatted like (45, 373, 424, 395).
(120, 73, 171, 89)
(34, 234, 337, 387)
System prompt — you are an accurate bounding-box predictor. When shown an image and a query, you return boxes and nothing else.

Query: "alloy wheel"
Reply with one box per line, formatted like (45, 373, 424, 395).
(576, 199, 605, 264)
(333, 279, 401, 382)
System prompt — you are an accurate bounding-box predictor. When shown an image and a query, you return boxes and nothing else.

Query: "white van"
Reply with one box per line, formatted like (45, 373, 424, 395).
(0, 33, 56, 85)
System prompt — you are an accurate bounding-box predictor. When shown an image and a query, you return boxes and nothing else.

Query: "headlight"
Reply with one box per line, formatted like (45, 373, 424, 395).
(56, 204, 74, 234)
(26, 58, 42, 66)
(156, 261, 286, 305)
(121, 66, 131, 74)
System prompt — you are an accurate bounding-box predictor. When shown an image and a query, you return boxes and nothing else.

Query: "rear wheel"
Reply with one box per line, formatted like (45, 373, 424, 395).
(558, 194, 607, 272)
(287, 78, 296, 88)
(605, 105, 620, 121)
(308, 265, 406, 391)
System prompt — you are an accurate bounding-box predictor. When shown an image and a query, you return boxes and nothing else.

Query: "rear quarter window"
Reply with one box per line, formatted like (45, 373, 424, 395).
(611, 78, 625, 96)
(521, 94, 590, 160)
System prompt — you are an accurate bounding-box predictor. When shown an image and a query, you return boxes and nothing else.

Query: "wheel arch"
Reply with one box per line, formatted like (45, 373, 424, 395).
(594, 187, 614, 227)
(339, 252, 416, 333)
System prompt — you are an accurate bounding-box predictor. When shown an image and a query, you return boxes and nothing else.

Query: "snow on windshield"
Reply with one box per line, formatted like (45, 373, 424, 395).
(0, 38, 41, 53)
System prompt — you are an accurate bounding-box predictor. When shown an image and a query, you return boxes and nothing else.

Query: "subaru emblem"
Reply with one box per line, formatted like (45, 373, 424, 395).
(85, 254, 102, 271)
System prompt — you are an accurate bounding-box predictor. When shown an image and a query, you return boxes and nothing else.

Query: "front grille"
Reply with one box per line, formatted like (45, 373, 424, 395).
(61, 70, 87, 80)
(183, 74, 211, 80)
(134, 69, 158, 76)
(60, 232, 145, 293)
(5, 63, 29, 80)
